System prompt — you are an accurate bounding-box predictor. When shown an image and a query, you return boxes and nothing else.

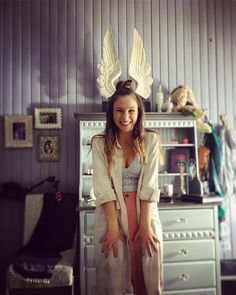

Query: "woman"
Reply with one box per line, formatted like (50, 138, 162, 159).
(92, 80, 163, 295)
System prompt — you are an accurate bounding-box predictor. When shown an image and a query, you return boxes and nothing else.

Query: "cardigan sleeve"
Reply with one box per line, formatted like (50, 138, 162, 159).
(92, 136, 118, 206)
(138, 132, 160, 202)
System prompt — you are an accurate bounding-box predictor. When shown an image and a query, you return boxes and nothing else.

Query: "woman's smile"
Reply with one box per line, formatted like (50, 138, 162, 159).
(113, 94, 138, 133)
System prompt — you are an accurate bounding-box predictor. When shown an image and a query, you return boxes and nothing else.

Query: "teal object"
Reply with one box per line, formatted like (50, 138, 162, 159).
(205, 125, 225, 219)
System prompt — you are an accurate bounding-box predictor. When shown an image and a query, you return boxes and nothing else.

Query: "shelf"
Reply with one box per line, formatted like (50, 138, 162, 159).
(161, 144, 195, 147)
(158, 173, 187, 176)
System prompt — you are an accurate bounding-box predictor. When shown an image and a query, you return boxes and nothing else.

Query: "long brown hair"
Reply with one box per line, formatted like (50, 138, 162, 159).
(104, 80, 145, 172)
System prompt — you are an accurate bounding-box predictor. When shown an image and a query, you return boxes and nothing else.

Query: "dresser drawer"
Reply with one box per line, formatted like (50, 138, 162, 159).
(159, 209, 214, 231)
(164, 288, 216, 295)
(85, 268, 96, 295)
(84, 212, 95, 235)
(85, 245, 95, 267)
(163, 240, 215, 262)
(164, 261, 216, 290)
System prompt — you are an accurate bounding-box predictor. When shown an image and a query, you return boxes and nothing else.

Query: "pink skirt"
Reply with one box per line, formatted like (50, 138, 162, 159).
(123, 191, 147, 295)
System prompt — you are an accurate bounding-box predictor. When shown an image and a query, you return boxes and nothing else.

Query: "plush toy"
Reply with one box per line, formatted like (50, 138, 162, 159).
(170, 85, 212, 134)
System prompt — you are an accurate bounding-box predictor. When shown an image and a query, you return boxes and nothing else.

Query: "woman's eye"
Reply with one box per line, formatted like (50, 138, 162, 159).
(129, 109, 135, 113)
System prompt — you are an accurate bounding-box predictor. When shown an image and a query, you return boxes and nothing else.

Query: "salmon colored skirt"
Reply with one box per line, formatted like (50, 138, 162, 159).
(123, 191, 147, 295)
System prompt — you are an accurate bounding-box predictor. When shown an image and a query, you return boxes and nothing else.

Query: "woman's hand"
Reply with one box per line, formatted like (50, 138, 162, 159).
(100, 227, 125, 258)
(134, 224, 160, 257)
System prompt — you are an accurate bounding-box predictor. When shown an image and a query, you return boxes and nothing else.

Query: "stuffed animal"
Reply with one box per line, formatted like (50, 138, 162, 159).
(170, 85, 212, 134)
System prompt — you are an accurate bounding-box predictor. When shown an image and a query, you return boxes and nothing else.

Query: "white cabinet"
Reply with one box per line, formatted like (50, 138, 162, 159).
(78, 205, 221, 295)
(161, 204, 221, 295)
(74, 113, 221, 295)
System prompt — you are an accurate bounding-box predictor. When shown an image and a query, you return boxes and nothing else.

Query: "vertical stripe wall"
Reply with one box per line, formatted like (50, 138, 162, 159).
(0, 0, 236, 250)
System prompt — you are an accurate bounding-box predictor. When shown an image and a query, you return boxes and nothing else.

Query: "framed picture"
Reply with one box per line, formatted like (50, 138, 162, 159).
(37, 135, 60, 161)
(34, 108, 62, 129)
(4, 115, 33, 148)
(169, 148, 190, 173)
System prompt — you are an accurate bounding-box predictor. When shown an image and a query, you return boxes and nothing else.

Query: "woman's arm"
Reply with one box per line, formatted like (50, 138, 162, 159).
(92, 137, 124, 257)
(100, 201, 125, 258)
(134, 200, 160, 256)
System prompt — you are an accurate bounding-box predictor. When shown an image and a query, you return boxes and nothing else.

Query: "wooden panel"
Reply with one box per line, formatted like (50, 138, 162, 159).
(67, 0, 77, 192)
(31, 0, 41, 186)
(93, 0, 102, 111)
(167, 0, 177, 92)
(143, 0, 152, 103)
(12, 0, 23, 183)
(126, 0, 134, 67)
(183, 0, 192, 87)
(39, 0, 50, 182)
(118, 0, 127, 79)
(76, 0, 85, 112)
(159, 0, 168, 92)
(58, 0, 68, 188)
(84, 0, 93, 111)
(191, 0, 201, 103)
(199, 0, 209, 110)
(222, 0, 234, 127)
(207, 0, 218, 122)
(21, 0, 32, 186)
(175, 0, 185, 85)
(0, 0, 3, 116)
(151, 0, 161, 104)
(215, 0, 225, 115)
(2, 0, 13, 185)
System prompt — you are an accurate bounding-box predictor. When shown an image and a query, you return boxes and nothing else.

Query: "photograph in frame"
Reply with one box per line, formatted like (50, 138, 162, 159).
(4, 115, 33, 148)
(169, 148, 190, 173)
(34, 108, 62, 130)
(37, 135, 60, 161)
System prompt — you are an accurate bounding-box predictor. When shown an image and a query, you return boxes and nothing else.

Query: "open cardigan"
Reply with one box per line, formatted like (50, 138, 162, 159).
(92, 131, 163, 295)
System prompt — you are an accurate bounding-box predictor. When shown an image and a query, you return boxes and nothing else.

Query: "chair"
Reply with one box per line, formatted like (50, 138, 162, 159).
(6, 193, 77, 295)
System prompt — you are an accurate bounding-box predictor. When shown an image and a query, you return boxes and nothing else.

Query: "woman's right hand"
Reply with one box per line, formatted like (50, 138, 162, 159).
(100, 227, 125, 258)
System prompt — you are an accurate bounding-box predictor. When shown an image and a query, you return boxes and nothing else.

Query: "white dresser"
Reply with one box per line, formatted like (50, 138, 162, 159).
(78, 202, 221, 295)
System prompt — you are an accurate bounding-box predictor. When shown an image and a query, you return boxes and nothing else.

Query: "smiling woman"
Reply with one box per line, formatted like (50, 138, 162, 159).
(91, 80, 163, 295)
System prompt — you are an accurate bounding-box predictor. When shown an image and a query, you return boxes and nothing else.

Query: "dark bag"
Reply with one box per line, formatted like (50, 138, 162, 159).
(13, 191, 78, 279)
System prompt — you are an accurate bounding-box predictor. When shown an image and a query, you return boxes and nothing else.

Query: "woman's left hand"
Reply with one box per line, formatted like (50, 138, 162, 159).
(133, 225, 160, 257)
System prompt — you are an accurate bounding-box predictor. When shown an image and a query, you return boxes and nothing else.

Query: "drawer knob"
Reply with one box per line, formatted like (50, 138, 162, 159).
(178, 249, 188, 255)
(177, 217, 188, 223)
(179, 273, 190, 281)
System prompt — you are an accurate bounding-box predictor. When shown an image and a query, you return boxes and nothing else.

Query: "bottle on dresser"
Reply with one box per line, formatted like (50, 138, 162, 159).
(156, 83, 164, 112)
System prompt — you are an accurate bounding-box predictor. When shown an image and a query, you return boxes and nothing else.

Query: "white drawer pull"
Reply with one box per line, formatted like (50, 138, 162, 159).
(178, 249, 188, 255)
(179, 273, 190, 281)
(177, 217, 188, 223)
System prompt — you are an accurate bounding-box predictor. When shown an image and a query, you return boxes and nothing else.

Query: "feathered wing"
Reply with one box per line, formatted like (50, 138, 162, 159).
(97, 27, 122, 99)
(128, 28, 153, 99)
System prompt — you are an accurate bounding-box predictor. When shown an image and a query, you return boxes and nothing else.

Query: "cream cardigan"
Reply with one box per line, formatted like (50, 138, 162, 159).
(92, 131, 163, 295)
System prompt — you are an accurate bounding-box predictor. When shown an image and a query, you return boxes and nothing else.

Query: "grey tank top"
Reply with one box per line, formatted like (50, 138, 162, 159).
(122, 156, 141, 192)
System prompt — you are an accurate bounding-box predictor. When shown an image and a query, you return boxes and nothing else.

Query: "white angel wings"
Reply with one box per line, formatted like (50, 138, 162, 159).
(97, 27, 153, 100)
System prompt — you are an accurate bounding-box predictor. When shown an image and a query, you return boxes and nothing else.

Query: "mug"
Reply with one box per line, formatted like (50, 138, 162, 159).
(163, 184, 174, 197)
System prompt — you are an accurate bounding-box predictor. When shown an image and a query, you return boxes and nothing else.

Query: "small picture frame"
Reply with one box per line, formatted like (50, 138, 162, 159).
(34, 107, 62, 129)
(169, 148, 190, 173)
(37, 135, 60, 161)
(4, 115, 33, 148)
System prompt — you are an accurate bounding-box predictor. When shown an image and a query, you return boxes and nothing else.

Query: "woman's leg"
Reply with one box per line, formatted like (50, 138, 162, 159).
(123, 192, 147, 295)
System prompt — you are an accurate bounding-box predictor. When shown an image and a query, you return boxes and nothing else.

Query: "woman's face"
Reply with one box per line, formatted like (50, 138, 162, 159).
(113, 94, 138, 134)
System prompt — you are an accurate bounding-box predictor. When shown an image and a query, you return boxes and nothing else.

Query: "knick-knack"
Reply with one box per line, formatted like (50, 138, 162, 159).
(156, 84, 163, 112)
(166, 95, 173, 113)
